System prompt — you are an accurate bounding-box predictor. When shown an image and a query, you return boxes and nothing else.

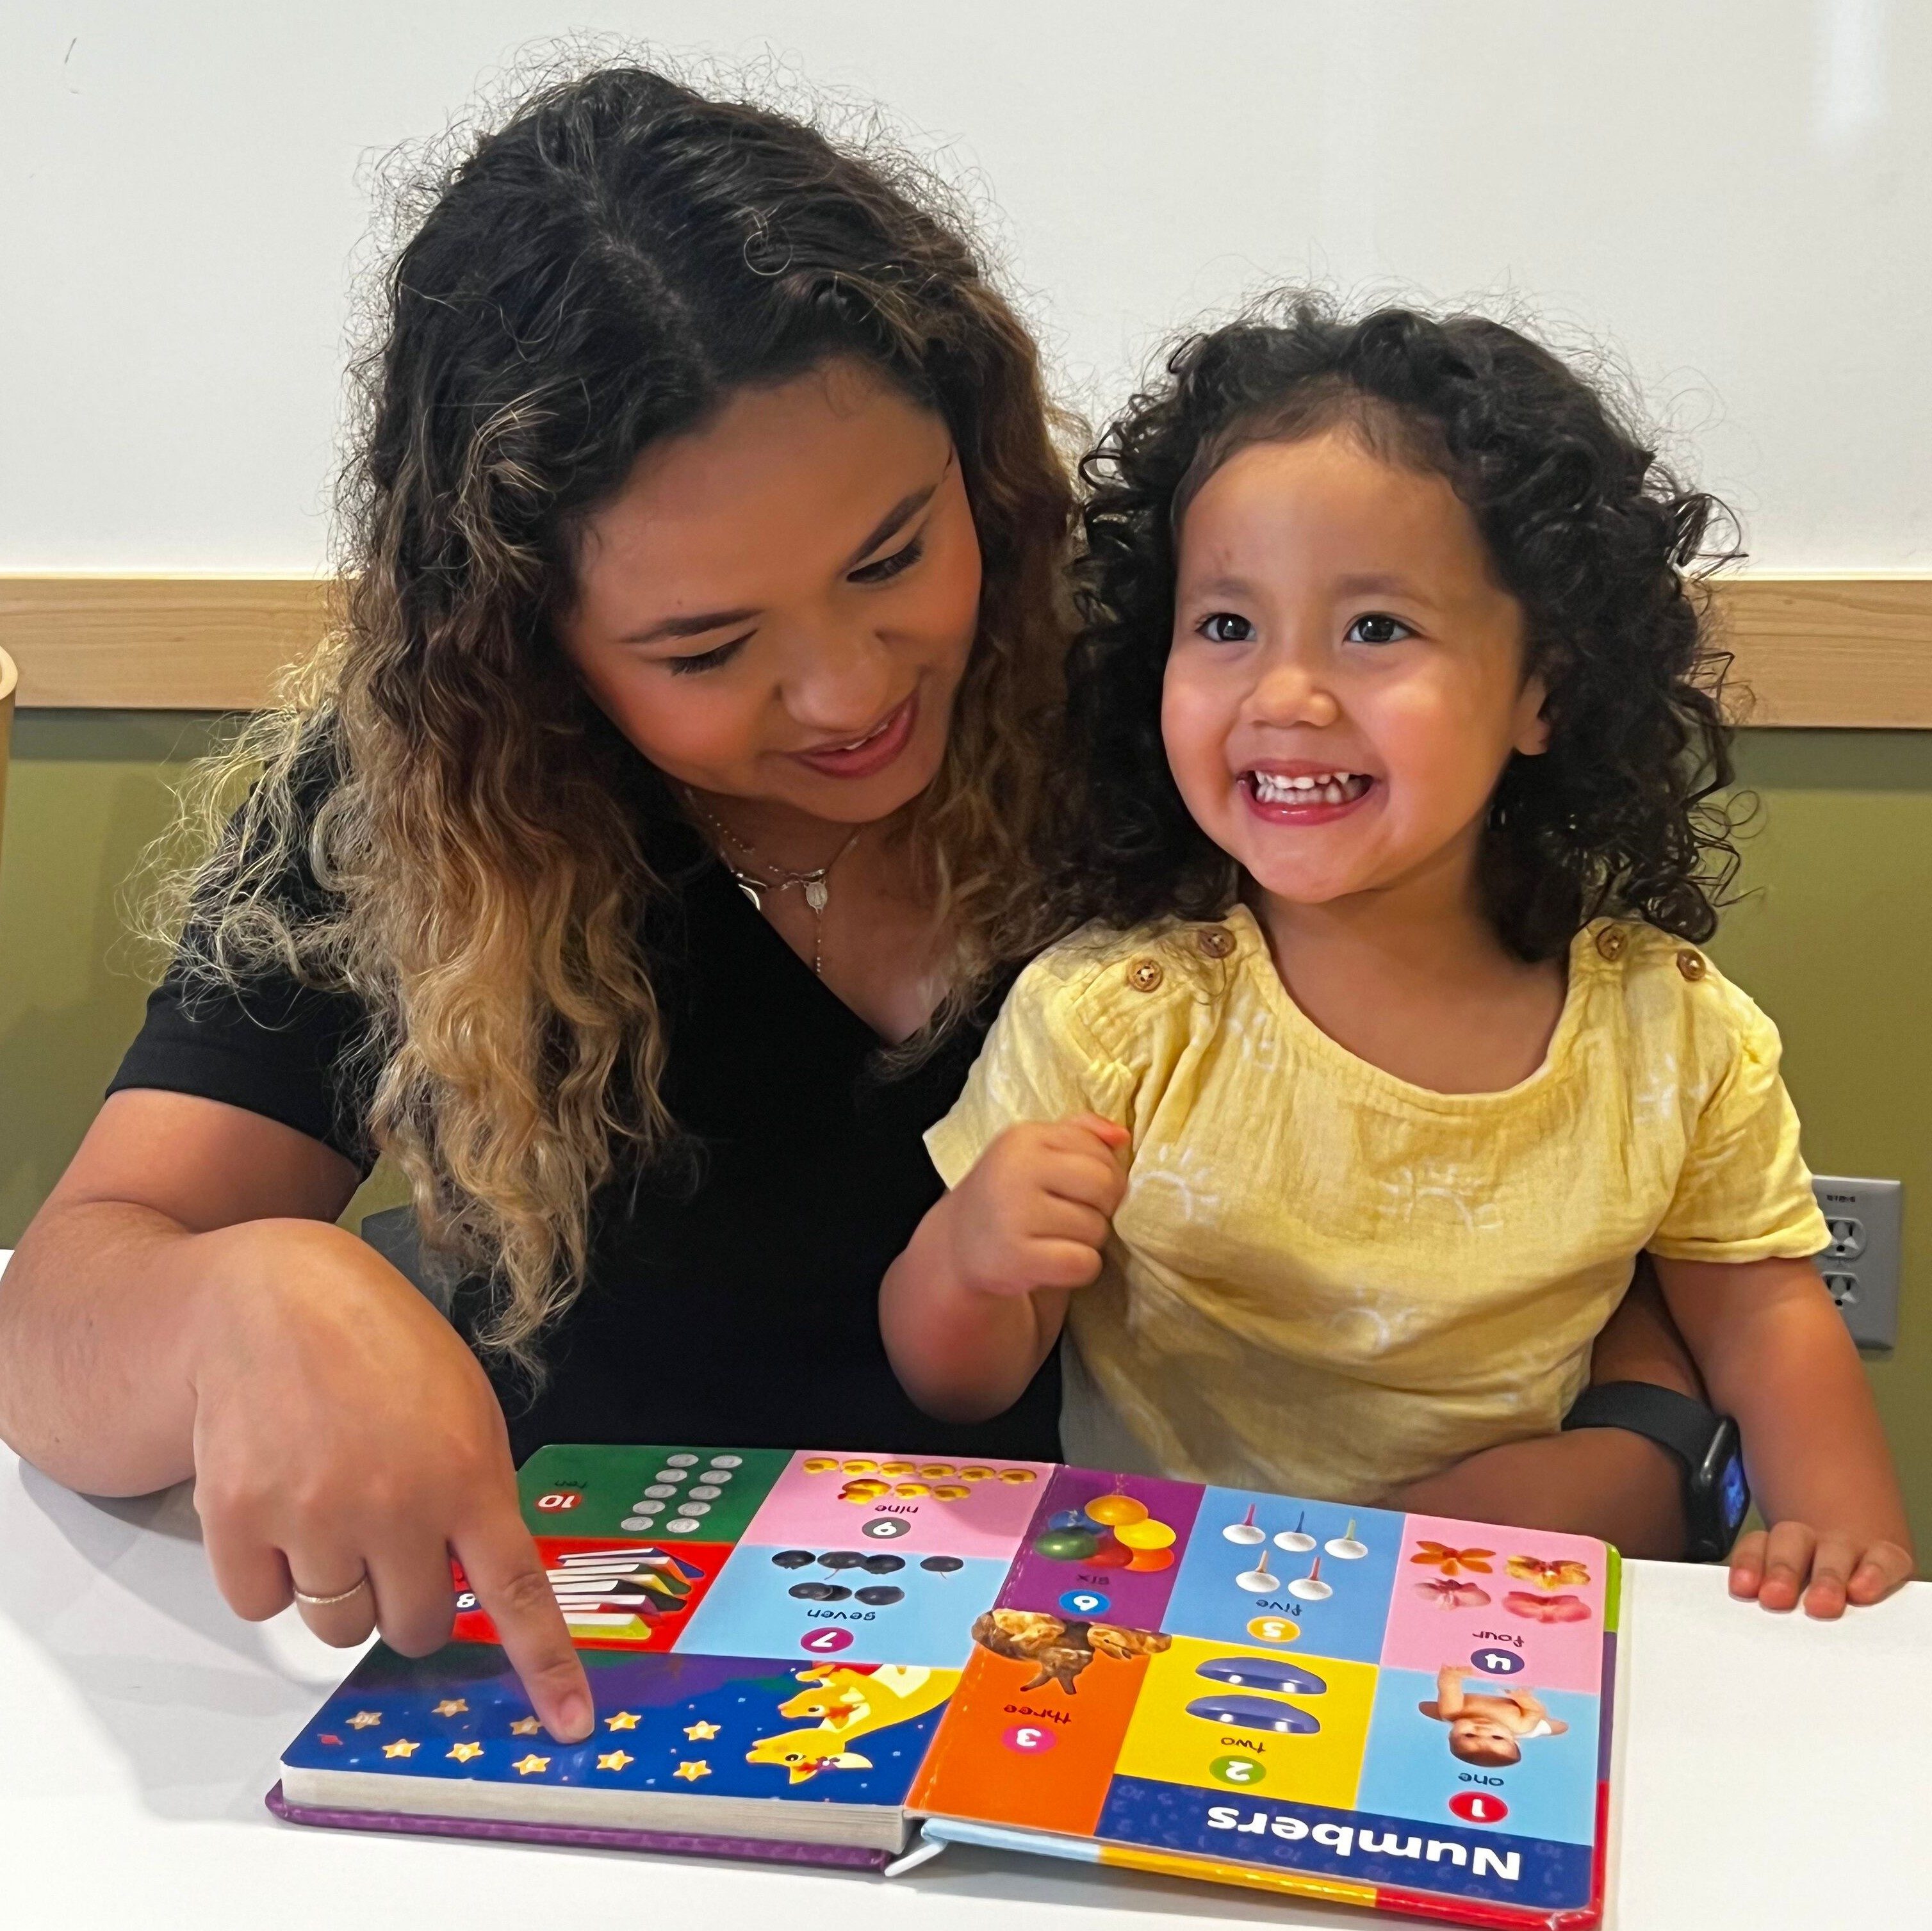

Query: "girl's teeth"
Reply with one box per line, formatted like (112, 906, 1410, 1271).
(1250, 772, 1368, 806)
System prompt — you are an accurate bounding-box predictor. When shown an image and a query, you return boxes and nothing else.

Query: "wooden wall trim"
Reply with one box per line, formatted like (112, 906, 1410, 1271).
(1, 571, 1929, 726)
(1715, 576, 1932, 729)
(0, 576, 333, 712)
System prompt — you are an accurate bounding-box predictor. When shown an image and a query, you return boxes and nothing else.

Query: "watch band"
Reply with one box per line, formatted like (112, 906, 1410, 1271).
(1560, 1381, 1721, 1469)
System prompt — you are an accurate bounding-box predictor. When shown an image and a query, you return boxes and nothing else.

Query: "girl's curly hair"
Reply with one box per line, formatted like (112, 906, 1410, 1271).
(1054, 295, 1742, 961)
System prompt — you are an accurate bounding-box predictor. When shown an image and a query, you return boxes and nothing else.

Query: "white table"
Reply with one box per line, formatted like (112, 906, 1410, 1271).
(4, 1446, 1929, 1928)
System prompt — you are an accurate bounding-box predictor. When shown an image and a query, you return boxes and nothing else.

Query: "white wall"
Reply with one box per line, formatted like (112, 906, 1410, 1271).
(4, 1, 1928, 571)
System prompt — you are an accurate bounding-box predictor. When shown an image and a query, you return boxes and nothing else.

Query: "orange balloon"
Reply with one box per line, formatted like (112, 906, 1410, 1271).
(1084, 1494, 1150, 1527)
(1126, 1547, 1175, 1572)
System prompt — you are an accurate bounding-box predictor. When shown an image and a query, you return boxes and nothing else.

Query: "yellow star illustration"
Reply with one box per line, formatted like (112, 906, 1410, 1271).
(509, 1716, 543, 1736)
(674, 1759, 711, 1782)
(381, 1739, 420, 1759)
(447, 1742, 484, 1763)
(347, 1711, 382, 1729)
(512, 1753, 551, 1776)
(432, 1699, 470, 1718)
(604, 1711, 641, 1731)
(596, 1750, 634, 1772)
(683, 1720, 720, 1741)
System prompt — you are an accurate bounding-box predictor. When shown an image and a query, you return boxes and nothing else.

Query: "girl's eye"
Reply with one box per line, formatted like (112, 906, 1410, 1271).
(1345, 612, 1412, 646)
(666, 633, 751, 676)
(1198, 612, 1255, 644)
(849, 535, 925, 586)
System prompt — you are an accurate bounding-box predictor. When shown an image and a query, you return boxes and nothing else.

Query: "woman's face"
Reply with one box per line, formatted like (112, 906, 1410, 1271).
(559, 359, 981, 827)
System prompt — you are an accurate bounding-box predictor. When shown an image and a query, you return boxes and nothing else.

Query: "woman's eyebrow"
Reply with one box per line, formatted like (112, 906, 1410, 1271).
(620, 605, 762, 648)
(846, 481, 938, 568)
(846, 444, 955, 567)
(620, 452, 956, 645)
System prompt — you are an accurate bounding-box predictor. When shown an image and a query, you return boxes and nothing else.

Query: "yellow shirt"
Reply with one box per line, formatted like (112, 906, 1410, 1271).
(927, 908, 1828, 1504)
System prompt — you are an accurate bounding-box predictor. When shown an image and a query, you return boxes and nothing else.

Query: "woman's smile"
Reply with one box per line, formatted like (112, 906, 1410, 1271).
(789, 688, 921, 779)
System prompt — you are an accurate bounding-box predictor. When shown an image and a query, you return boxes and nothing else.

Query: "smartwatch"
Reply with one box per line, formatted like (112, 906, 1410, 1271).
(1560, 1381, 1749, 1562)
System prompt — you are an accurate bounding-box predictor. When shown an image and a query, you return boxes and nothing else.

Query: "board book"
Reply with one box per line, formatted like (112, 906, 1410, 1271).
(274, 1445, 1618, 1927)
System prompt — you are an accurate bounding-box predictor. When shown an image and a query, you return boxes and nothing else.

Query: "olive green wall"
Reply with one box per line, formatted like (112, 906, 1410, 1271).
(0, 712, 409, 1244)
(0, 714, 1925, 1547)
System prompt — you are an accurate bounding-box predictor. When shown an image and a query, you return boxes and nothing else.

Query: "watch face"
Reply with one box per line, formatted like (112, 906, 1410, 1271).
(1718, 1452, 1750, 1538)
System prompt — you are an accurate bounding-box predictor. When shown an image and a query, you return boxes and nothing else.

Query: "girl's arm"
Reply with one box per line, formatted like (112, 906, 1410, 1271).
(1653, 1252, 1913, 1616)
(1389, 1261, 1696, 1556)
(0, 1089, 594, 1741)
(881, 1113, 1127, 1422)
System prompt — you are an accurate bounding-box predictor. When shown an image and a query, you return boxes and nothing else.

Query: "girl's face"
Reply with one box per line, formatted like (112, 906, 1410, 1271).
(1162, 428, 1549, 915)
(560, 359, 981, 827)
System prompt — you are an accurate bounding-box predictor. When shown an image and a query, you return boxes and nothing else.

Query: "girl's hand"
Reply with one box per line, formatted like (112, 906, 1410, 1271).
(940, 1112, 1131, 1299)
(1726, 1521, 1916, 1620)
(185, 1218, 594, 1740)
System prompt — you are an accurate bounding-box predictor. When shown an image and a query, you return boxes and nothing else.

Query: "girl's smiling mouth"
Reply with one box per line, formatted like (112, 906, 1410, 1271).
(1241, 764, 1377, 822)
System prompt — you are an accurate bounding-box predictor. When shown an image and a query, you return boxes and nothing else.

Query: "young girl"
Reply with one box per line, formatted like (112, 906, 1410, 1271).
(882, 298, 1914, 1618)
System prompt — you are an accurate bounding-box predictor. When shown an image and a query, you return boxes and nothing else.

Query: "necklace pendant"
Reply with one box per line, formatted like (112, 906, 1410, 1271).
(803, 878, 830, 914)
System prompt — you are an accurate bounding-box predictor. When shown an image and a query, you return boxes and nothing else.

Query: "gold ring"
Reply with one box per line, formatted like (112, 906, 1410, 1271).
(293, 1573, 372, 1609)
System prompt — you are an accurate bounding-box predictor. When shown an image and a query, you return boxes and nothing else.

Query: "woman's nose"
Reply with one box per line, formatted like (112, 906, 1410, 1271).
(782, 619, 898, 735)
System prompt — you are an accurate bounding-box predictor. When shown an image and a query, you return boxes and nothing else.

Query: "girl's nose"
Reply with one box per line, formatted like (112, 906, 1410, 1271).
(1245, 653, 1341, 731)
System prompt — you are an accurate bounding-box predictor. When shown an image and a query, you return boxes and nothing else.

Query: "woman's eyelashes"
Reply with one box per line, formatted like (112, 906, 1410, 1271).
(659, 532, 928, 673)
(848, 532, 926, 586)
(666, 632, 753, 676)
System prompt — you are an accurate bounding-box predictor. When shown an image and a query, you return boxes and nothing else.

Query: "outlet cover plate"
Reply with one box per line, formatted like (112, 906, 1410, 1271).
(1812, 1175, 1901, 1350)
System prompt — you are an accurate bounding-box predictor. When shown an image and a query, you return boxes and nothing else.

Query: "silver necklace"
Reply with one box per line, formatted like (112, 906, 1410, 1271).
(687, 797, 862, 977)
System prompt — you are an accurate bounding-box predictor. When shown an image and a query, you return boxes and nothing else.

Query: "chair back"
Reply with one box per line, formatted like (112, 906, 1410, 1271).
(0, 647, 17, 868)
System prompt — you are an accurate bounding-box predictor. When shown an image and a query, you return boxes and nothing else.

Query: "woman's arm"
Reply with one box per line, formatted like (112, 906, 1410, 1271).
(1388, 1260, 1696, 1555)
(0, 1091, 594, 1740)
(881, 1113, 1127, 1422)
(1653, 1253, 1913, 1615)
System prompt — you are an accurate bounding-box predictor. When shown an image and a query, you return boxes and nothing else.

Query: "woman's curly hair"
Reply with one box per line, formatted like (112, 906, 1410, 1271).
(1054, 295, 1742, 961)
(151, 65, 1074, 1378)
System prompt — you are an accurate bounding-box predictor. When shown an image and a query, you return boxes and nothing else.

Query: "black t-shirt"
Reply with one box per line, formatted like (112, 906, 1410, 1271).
(109, 781, 1058, 1467)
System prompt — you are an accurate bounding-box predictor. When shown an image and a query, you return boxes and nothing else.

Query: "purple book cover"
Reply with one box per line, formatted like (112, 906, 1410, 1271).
(264, 1782, 890, 1871)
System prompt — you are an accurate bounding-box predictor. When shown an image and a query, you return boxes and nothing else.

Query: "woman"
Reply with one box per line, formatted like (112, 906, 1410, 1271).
(0, 68, 1694, 1746)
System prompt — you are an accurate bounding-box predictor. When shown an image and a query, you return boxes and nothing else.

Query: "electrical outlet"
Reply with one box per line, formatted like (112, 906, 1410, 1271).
(1811, 1176, 1902, 1350)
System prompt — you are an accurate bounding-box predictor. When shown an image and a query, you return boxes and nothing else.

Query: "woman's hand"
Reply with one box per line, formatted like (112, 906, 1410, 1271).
(186, 1218, 594, 1739)
(0, 1093, 591, 1740)
(881, 1112, 1129, 1423)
